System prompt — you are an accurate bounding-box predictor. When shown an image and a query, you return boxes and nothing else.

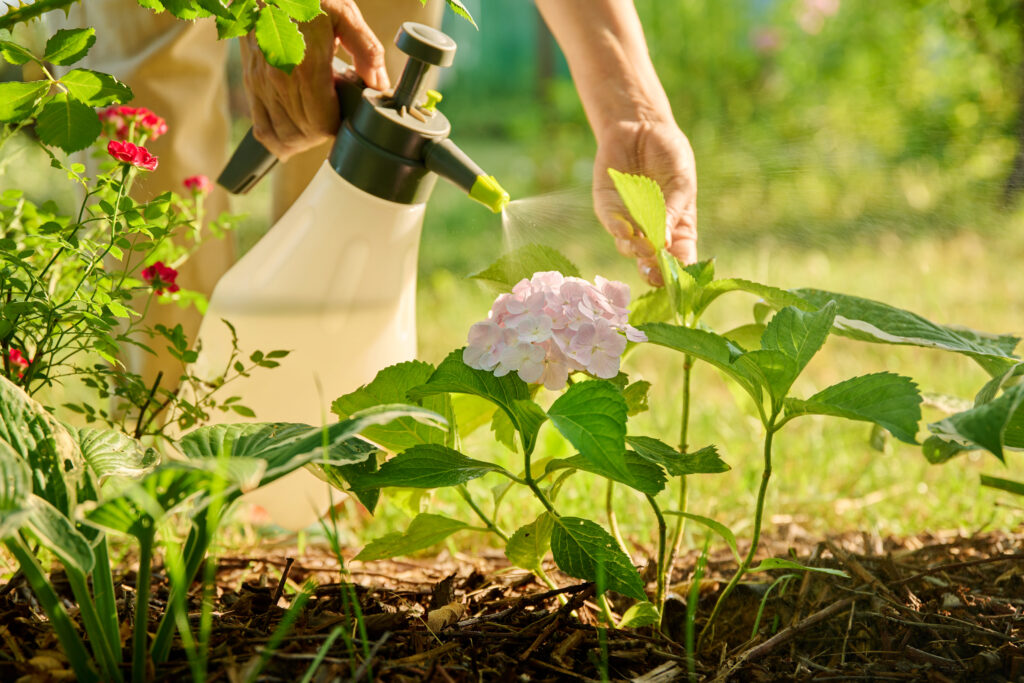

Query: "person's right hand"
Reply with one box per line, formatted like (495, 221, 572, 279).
(240, 0, 389, 161)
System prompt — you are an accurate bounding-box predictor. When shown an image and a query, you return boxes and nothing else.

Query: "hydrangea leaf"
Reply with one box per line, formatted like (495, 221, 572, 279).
(268, 0, 320, 22)
(755, 302, 837, 402)
(623, 380, 651, 416)
(254, 5, 305, 74)
(316, 441, 382, 513)
(664, 510, 741, 565)
(469, 244, 581, 291)
(626, 437, 729, 476)
(545, 450, 666, 496)
(607, 169, 666, 250)
(505, 512, 554, 573)
(60, 69, 133, 107)
(354, 513, 470, 561)
(927, 384, 1024, 461)
(547, 381, 632, 485)
(0, 81, 49, 122)
(36, 93, 102, 153)
(619, 602, 661, 629)
(696, 278, 812, 318)
(346, 444, 511, 489)
(785, 372, 922, 444)
(629, 287, 673, 326)
(42, 28, 95, 66)
(550, 516, 646, 600)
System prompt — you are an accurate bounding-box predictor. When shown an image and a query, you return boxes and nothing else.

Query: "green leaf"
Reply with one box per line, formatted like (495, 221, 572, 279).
(979, 473, 1024, 497)
(194, 0, 233, 19)
(697, 278, 811, 318)
(253, 5, 306, 74)
(550, 516, 646, 600)
(663, 511, 741, 565)
(268, 0, 320, 22)
(43, 28, 96, 65)
(785, 372, 922, 444)
(623, 380, 651, 416)
(626, 437, 729, 476)
(313, 440, 382, 512)
(0, 40, 35, 65)
(347, 444, 510, 489)
(0, 81, 49, 122)
(0, 440, 32, 538)
(331, 361, 449, 452)
(657, 249, 699, 316)
(547, 381, 631, 485)
(755, 302, 837, 401)
(354, 513, 470, 561)
(546, 451, 666, 495)
(922, 435, 971, 464)
(216, 0, 257, 39)
(629, 288, 674, 326)
(60, 69, 132, 107)
(795, 289, 1021, 377)
(927, 384, 1024, 461)
(607, 169, 665, 249)
(76, 428, 157, 482)
(25, 495, 95, 574)
(619, 602, 660, 629)
(161, 0, 203, 20)
(36, 93, 101, 153)
(505, 512, 554, 572)
(468, 244, 580, 291)
(444, 0, 477, 28)
(684, 259, 716, 287)
(749, 557, 849, 578)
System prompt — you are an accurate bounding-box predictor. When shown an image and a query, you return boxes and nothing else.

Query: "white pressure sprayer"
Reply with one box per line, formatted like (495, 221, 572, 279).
(190, 23, 509, 530)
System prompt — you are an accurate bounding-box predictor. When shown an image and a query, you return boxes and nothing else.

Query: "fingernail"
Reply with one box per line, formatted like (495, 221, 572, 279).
(607, 216, 634, 239)
(375, 68, 390, 91)
(632, 236, 656, 258)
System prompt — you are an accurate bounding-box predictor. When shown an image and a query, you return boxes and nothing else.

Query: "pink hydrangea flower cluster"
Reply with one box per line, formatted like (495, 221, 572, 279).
(463, 271, 646, 390)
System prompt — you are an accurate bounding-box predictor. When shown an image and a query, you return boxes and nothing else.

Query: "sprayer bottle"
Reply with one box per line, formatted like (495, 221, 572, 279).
(188, 23, 509, 530)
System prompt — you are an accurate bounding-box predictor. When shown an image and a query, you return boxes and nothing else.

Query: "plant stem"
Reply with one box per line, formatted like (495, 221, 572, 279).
(152, 515, 209, 662)
(698, 420, 776, 645)
(523, 447, 557, 515)
(132, 530, 155, 683)
(665, 355, 693, 590)
(605, 480, 631, 560)
(597, 594, 618, 627)
(65, 569, 123, 683)
(645, 494, 668, 624)
(456, 484, 509, 543)
(92, 538, 122, 661)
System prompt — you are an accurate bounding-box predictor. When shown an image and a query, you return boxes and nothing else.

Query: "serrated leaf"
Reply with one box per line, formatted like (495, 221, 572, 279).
(0, 81, 49, 122)
(664, 510, 741, 565)
(683, 259, 716, 287)
(629, 288, 674, 326)
(749, 557, 849, 578)
(657, 248, 699, 316)
(626, 437, 729, 476)
(547, 381, 631, 485)
(268, 0, 320, 22)
(697, 278, 812, 318)
(922, 434, 972, 464)
(623, 380, 650, 416)
(36, 93, 101, 153)
(60, 69, 132, 107)
(468, 244, 580, 291)
(546, 450, 666, 495)
(216, 0, 257, 39)
(785, 372, 922, 444)
(254, 5, 305, 74)
(927, 384, 1024, 461)
(354, 513, 469, 561)
(445, 0, 477, 28)
(550, 516, 646, 600)
(347, 444, 510, 489)
(331, 361, 449, 452)
(979, 473, 1024, 497)
(505, 512, 554, 572)
(161, 0, 203, 19)
(607, 169, 666, 249)
(619, 602, 660, 629)
(0, 40, 34, 65)
(795, 289, 1021, 377)
(76, 428, 157, 482)
(757, 302, 837, 400)
(316, 442, 381, 513)
(43, 28, 95, 65)
(194, 0, 233, 19)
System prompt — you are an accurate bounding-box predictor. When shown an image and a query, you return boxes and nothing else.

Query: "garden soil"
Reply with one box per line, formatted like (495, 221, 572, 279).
(2, 527, 1023, 682)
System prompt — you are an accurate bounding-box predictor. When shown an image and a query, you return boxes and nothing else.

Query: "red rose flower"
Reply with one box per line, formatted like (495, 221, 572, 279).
(183, 175, 212, 194)
(107, 140, 159, 171)
(99, 106, 168, 141)
(8, 348, 29, 379)
(141, 261, 180, 295)
(139, 112, 168, 140)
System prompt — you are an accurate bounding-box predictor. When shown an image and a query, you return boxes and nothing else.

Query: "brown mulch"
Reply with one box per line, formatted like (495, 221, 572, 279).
(2, 528, 1023, 682)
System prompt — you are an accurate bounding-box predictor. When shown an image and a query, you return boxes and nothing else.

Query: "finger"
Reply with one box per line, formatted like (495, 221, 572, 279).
(637, 257, 663, 287)
(606, 213, 634, 239)
(666, 203, 698, 263)
(614, 237, 635, 259)
(326, 0, 389, 91)
(631, 234, 656, 258)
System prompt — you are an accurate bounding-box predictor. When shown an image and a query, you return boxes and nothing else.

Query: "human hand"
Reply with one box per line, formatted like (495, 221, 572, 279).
(593, 119, 698, 286)
(240, 0, 389, 161)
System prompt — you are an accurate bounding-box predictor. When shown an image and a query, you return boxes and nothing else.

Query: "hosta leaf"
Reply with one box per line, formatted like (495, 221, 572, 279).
(254, 5, 306, 74)
(550, 516, 646, 600)
(468, 244, 580, 291)
(216, 0, 257, 39)
(619, 602, 660, 629)
(795, 289, 1020, 377)
(547, 381, 631, 485)
(980, 474, 1024, 497)
(43, 28, 96, 65)
(347, 444, 510, 489)
(0, 440, 31, 537)
(545, 450, 666, 495)
(664, 510, 741, 564)
(626, 437, 729, 476)
(505, 512, 554, 573)
(785, 372, 922, 444)
(0, 81, 49, 122)
(36, 93, 102, 153)
(697, 278, 811, 317)
(927, 384, 1024, 461)
(76, 428, 157, 482)
(332, 361, 450, 452)
(268, 0, 320, 22)
(60, 69, 132, 107)
(354, 513, 469, 561)
(0, 376, 84, 516)
(749, 557, 848, 578)
(26, 495, 94, 574)
(607, 169, 666, 249)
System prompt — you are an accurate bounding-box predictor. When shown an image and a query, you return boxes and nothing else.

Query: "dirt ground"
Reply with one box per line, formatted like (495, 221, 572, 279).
(2, 526, 1023, 682)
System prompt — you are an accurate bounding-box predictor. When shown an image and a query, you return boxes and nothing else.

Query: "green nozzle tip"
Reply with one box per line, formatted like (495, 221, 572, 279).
(470, 174, 510, 213)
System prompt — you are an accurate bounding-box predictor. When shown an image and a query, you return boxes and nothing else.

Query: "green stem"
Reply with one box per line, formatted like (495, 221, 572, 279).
(65, 568, 124, 683)
(698, 420, 776, 645)
(597, 594, 618, 627)
(92, 539, 123, 662)
(605, 480, 631, 560)
(523, 447, 558, 516)
(456, 484, 509, 543)
(0, 0, 78, 31)
(132, 530, 155, 683)
(645, 494, 668, 625)
(665, 355, 693, 591)
(5, 538, 99, 683)
(152, 513, 211, 662)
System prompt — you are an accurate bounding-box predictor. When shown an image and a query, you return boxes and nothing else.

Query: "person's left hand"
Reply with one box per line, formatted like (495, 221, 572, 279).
(593, 119, 698, 286)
